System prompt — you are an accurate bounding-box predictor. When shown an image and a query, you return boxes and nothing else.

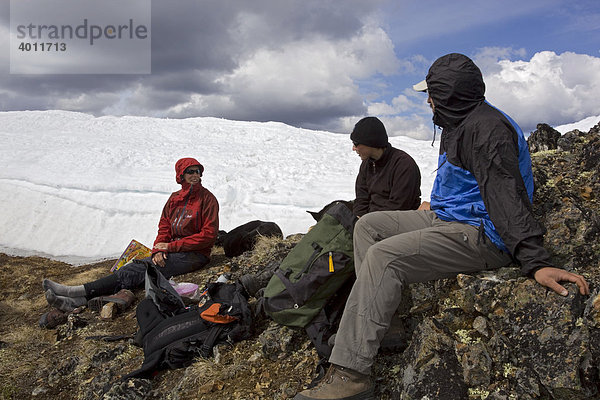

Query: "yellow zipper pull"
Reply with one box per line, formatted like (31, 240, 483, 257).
(328, 252, 334, 272)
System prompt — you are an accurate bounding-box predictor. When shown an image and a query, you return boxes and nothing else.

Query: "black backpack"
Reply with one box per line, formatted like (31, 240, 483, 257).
(125, 265, 252, 379)
(222, 220, 283, 257)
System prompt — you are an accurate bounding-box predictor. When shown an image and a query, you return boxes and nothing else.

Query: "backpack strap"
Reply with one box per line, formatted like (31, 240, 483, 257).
(273, 269, 307, 306)
(144, 263, 185, 315)
(199, 325, 225, 358)
(304, 309, 333, 358)
(304, 276, 355, 358)
(324, 203, 357, 233)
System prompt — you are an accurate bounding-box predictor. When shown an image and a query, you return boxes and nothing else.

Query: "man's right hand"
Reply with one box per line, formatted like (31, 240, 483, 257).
(418, 201, 431, 211)
(534, 267, 589, 296)
(152, 251, 167, 267)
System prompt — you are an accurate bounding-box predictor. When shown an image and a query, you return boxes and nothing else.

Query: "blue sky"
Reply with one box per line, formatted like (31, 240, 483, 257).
(1, 0, 599, 139)
(380, 0, 599, 90)
(389, 2, 596, 74)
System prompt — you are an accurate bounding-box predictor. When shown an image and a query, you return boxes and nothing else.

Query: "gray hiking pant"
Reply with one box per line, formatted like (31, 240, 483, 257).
(329, 210, 512, 375)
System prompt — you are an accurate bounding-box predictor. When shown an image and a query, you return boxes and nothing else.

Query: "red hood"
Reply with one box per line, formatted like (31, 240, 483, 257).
(175, 158, 204, 185)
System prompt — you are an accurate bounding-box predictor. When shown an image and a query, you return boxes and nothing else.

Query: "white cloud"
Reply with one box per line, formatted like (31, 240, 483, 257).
(473, 47, 527, 74)
(335, 111, 432, 141)
(484, 51, 600, 131)
(379, 114, 432, 141)
(162, 23, 400, 125)
(359, 88, 432, 140)
(366, 93, 418, 116)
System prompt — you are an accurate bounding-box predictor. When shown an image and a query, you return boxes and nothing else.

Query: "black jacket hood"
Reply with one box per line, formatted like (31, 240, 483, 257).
(427, 53, 486, 129)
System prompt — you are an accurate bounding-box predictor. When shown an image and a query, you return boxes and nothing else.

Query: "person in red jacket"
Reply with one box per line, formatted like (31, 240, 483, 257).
(42, 157, 219, 312)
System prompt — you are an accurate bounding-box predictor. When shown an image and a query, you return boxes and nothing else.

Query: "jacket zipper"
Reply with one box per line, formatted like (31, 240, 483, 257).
(173, 193, 192, 238)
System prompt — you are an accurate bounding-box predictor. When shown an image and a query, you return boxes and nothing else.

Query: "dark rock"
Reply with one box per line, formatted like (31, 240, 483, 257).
(395, 319, 468, 399)
(465, 276, 595, 398)
(557, 129, 584, 152)
(531, 127, 600, 270)
(79, 368, 120, 400)
(528, 123, 561, 153)
(31, 386, 48, 396)
(456, 341, 492, 387)
(259, 322, 304, 361)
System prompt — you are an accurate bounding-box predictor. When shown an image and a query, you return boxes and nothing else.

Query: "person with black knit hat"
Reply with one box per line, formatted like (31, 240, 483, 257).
(350, 116, 421, 217)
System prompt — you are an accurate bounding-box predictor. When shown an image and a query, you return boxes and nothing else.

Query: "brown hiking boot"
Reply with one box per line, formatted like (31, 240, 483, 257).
(87, 289, 136, 312)
(294, 364, 374, 400)
(38, 308, 67, 329)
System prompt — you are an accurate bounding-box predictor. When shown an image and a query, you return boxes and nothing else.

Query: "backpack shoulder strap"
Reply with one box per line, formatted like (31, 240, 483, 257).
(304, 309, 334, 358)
(325, 202, 356, 233)
(199, 325, 225, 358)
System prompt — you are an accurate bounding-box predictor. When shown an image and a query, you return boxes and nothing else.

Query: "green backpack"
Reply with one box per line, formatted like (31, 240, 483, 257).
(263, 203, 356, 328)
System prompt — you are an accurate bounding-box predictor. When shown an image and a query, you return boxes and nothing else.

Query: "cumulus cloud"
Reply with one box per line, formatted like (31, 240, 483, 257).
(335, 87, 432, 141)
(483, 51, 600, 132)
(165, 23, 398, 126)
(472, 47, 527, 74)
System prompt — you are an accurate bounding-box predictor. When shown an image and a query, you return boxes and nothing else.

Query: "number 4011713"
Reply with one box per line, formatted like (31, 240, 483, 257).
(18, 42, 66, 51)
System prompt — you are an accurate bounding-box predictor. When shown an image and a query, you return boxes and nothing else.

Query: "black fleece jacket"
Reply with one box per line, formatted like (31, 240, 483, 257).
(354, 144, 421, 217)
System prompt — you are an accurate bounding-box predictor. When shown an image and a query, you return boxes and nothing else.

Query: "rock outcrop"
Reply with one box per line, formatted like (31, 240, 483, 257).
(528, 123, 561, 153)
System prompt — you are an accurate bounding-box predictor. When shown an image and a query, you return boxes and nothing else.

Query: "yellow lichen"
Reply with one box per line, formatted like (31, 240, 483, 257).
(468, 387, 491, 399)
(503, 363, 517, 377)
(455, 329, 481, 344)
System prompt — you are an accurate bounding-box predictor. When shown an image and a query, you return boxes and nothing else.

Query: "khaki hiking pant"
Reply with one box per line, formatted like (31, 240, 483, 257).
(329, 210, 512, 375)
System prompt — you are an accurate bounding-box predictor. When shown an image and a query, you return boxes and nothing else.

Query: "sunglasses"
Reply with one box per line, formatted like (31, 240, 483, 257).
(184, 168, 201, 175)
(352, 141, 360, 147)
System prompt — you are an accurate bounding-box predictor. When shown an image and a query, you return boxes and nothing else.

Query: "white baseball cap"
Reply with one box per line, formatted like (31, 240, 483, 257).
(412, 79, 428, 92)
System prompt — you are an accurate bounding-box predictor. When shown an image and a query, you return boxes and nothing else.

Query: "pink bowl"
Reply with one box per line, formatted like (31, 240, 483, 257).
(173, 282, 199, 297)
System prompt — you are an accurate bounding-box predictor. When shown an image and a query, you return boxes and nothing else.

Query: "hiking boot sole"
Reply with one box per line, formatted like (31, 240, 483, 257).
(88, 297, 129, 312)
(87, 289, 135, 312)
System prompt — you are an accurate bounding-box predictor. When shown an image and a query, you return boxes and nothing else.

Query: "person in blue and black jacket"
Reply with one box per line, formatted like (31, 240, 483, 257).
(294, 53, 590, 400)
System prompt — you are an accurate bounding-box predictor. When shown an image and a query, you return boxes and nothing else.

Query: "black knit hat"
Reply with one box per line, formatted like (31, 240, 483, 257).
(350, 117, 388, 148)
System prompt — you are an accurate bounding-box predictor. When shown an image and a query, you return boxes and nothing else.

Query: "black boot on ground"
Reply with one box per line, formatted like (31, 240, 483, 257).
(238, 261, 280, 297)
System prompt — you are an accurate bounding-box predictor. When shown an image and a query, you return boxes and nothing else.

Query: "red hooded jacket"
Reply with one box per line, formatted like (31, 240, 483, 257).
(152, 158, 219, 257)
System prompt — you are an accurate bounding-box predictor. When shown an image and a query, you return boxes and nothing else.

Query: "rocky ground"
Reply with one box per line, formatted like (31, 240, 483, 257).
(0, 122, 599, 400)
